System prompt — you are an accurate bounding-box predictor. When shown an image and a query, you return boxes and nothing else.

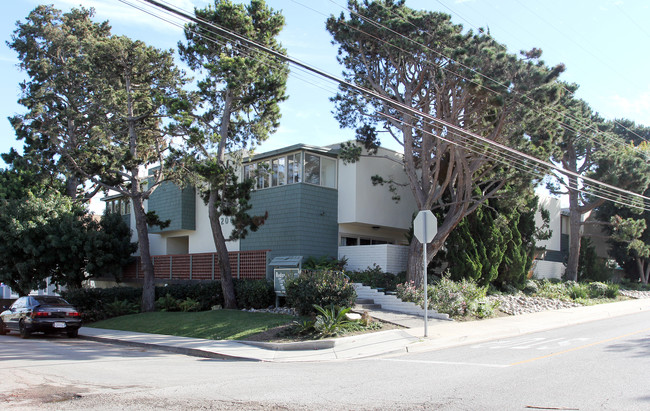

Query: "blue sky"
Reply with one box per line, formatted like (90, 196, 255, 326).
(1, 0, 649, 167)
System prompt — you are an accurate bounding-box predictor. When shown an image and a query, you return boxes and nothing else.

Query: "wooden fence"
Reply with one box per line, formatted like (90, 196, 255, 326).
(122, 250, 269, 281)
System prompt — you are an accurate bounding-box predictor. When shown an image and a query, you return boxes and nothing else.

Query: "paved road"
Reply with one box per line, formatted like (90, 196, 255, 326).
(2, 310, 649, 410)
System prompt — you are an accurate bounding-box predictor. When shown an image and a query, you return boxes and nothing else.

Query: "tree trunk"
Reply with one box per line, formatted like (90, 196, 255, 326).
(406, 240, 424, 286)
(65, 176, 79, 199)
(636, 257, 650, 284)
(565, 187, 582, 282)
(208, 189, 237, 309)
(131, 195, 156, 312)
(406, 239, 443, 287)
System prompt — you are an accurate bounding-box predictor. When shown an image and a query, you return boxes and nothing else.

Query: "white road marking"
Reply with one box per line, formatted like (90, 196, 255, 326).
(471, 337, 590, 350)
(378, 358, 510, 368)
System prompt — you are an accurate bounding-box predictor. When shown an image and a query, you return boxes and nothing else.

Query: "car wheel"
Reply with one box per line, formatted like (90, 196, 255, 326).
(0, 319, 7, 335)
(19, 321, 31, 339)
(67, 329, 79, 338)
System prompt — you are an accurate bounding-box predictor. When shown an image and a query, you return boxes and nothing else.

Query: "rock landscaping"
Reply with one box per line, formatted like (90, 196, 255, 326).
(243, 290, 650, 319)
(487, 295, 582, 315)
(488, 289, 650, 316)
(618, 289, 650, 299)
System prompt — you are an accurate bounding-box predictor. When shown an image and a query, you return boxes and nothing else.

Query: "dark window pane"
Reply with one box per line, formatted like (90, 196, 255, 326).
(304, 153, 320, 185)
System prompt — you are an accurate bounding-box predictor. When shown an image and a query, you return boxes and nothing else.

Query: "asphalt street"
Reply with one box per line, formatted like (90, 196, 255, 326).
(1, 310, 649, 410)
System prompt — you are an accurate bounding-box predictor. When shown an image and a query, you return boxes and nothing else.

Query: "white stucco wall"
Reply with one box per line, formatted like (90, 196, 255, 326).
(532, 260, 565, 279)
(188, 198, 239, 253)
(536, 193, 562, 252)
(338, 146, 417, 231)
(339, 244, 409, 274)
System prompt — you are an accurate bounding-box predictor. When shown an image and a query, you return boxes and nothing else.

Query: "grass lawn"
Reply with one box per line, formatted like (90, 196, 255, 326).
(87, 310, 297, 341)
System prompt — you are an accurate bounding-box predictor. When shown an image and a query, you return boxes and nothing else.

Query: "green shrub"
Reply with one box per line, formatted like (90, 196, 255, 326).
(346, 265, 406, 292)
(62, 286, 142, 322)
(578, 238, 612, 282)
(605, 283, 620, 299)
(156, 293, 180, 312)
(285, 270, 357, 316)
(104, 299, 139, 317)
(155, 282, 223, 311)
(535, 279, 570, 300)
(568, 283, 589, 300)
(291, 319, 316, 335)
(234, 279, 275, 309)
(588, 282, 609, 298)
(428, 277, 474, 317)
(397, 276, 497, 319)
(179, 297, 201, 312)
(620, 280, 650, 291)
(523, 279, 539, 295)
(396, 281, 424, 306)
(469, 299, 500, 319)
(303, 256, 348, 271)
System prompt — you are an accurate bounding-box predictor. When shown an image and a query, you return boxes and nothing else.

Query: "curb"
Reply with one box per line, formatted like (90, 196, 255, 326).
(240, 339, 335, 351)
(79, 334, 253, 361)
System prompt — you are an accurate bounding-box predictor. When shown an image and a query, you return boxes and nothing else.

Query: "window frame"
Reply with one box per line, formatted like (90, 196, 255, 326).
(244, 150, 337, 190)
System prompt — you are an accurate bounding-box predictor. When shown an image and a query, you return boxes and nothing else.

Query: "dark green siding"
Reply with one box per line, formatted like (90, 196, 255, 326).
(561, 233, 569, 257)
(121, 214, 131, 229)
(241, 183, 338, 271)
(147, 181, 196, 233)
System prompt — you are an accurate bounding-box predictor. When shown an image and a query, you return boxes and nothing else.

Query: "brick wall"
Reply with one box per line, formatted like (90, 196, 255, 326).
(122, 250, 268, 281)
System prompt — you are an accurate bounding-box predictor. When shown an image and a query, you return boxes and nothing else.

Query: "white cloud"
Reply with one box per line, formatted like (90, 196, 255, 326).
(24, 0, 210, 34)
(0, 55, 19, 64)
(608, 91, 650, 126)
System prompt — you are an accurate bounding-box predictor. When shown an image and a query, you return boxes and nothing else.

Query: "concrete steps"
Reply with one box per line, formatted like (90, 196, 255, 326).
(353, 283, 450, 320)
(354, 298, 382, 310)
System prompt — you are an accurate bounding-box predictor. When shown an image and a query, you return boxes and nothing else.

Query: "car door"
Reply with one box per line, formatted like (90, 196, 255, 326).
(5, 297, 25, 331)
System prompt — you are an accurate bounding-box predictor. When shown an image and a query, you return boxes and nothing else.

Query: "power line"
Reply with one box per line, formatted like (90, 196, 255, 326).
(132, 0, 650, 208)
(339, 0, 650, 151)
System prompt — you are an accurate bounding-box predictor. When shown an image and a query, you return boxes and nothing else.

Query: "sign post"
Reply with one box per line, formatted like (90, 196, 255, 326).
(413, 210, 437, 337)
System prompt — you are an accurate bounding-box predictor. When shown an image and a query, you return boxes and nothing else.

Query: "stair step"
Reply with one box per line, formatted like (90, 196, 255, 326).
(354, 303, 382, 310)
(352, 282, 445, 318)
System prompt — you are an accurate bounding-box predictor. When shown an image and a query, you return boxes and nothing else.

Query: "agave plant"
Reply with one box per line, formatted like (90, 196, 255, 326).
(312, 304, 352, 337)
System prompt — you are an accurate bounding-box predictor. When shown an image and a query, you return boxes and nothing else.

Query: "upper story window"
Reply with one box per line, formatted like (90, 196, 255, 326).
(106, 198, 130, 215)
(244, 151, 336, 190)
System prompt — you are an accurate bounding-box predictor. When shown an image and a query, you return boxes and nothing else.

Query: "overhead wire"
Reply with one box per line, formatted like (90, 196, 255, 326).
(124, 0, 650, 210)
(324, 0, 650, 152)
(428, 0, 650, 145)
(140, 0, 650, 209)
(379, 111, 648, 211)
(445, 0, 650, 147)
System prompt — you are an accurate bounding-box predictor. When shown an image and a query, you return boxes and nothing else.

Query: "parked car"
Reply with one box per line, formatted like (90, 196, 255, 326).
(0, 295, 82, 338)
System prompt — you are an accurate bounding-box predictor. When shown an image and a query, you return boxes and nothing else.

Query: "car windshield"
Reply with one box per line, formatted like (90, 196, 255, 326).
(33, 296, 69, 306)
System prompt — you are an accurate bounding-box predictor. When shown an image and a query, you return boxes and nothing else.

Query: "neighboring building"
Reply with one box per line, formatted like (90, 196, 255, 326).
(102, 142, 614, 281)
(532, 194, 611, 279)
(1, 280, 63, 300)
(108, 143, 418, 278)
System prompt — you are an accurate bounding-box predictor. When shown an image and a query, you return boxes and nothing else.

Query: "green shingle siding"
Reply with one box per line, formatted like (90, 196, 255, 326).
(147, 181, 196, 233)
(121, 214, 131, 228)
(241, 183, 338, 268)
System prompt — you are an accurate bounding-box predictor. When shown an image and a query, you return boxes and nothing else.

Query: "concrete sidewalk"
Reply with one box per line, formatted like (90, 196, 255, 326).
(79, 298, 650, 362)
